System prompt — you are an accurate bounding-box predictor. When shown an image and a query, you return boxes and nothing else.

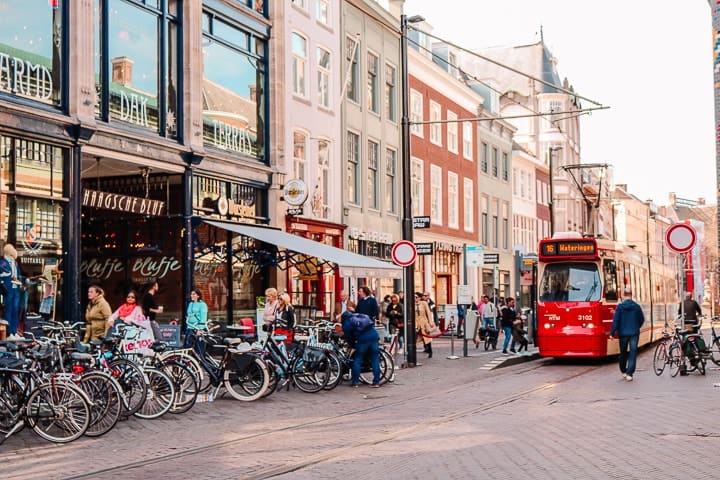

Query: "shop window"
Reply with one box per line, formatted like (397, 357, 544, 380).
(201, 13, 266, 160)
(95, 0, 180, 138)
(0, 0, 63, 106)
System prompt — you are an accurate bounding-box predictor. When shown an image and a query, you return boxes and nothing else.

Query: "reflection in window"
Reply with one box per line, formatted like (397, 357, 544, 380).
(346, 131, 359, 204)
(345, 36, 359, 103)
(0, 0, 63, 105)
(367, 52, 378, 113)
(95, 0, 179, 137)
(317, 47, 330, 109)
(384, 63, 396, 121)
(1, 135, 64, 198)
(293, 131, 306, 180)
(314, 140, 330, 218)
(291, 33, 307, 98)
(316, 0, 329, 24)
(540, 263, 602, 302)
(202, 14, 266, 160)
(367, 140, 379, 209)
(385, 148, 396, 214)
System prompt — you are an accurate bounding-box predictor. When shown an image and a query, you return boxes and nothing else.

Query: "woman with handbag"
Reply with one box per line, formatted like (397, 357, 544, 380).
(414, 292, 435, 358)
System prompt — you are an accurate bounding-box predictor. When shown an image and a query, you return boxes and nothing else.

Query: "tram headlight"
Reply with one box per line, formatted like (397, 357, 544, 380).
(587, 323, 594, 329)
(544, 323, 552, 329)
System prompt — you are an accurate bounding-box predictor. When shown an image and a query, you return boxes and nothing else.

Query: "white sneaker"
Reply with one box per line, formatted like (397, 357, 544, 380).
(621, 373, 627, 379)
(625, 375, 633, 381)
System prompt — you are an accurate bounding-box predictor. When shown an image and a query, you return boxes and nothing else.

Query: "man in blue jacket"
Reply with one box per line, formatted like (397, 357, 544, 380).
(610, 288, 645, 381)
(341, 311, 381, 388)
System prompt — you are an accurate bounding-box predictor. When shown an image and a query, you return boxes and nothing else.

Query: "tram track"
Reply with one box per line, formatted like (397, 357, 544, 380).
(61, 363, 600, 480)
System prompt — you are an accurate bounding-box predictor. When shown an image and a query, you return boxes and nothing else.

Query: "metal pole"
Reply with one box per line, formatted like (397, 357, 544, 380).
(400, 14, 417, 366)
(548, 147, 555, 236)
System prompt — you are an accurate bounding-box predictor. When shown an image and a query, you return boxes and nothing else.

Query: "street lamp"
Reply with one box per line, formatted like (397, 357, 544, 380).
(401, 13, 424, 366)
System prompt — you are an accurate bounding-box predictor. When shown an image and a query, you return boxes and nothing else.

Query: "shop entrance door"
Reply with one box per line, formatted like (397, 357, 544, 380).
(435, 275, 451, 304)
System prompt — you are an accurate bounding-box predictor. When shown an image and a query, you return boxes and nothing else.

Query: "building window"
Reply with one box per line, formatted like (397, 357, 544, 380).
(0, 1, 64, 106)
(201, 11, 266, 159)
(346, 36, 359, 103)
(481, 196, 488, 245)
(316, 0, 329, 24)
(520, 171, 526, 198)
(367, 140, 379, 209)
(385, 148, 397, 214)
(513, 168, 519, 196)
(502, 202, 509, 250)
(448, 171, 458, 229)
(367, 52, 379, 113)
(293, 131, 307, 180)
(463, 178, 474, 232)
(317, 47, 331, 109)
(492, 147, 498, 177)
(291, 0, 306, 9)
(481, 142, 488, 173)
(96, 0, 180, 137)
(502, 152, 509, 181)
(429, 101, 441, 145)
(411, 158, 424, 216)
(493, 199, 499, 248)
(463, 122, 473, 160)
(385, 63, 396, 122)
(430, 164, 442, 225)
(315, 139, 330, 218)
(410, 89, 423, 137)
(291, 32, 307, 98)
(447, 111, 458, 153)
(346, 131, 360, 204)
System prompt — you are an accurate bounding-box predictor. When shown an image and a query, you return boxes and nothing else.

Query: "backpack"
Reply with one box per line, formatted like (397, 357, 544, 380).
(351, 313, 375, 333)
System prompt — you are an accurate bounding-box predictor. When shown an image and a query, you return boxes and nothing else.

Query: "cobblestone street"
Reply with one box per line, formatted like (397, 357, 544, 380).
(1, 338, 719, 479)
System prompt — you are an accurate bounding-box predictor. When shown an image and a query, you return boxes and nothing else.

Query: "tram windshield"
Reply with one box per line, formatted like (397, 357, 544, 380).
(539, 263, 602, 302)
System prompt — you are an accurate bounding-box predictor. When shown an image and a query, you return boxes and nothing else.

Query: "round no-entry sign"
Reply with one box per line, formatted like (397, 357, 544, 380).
(391, 240, 417, 267)
(665, 223, 696, 254)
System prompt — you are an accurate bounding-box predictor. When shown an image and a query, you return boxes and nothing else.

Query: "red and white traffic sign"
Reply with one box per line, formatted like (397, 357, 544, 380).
(665, 223, 696, 254)
(391, 240, 417, 267)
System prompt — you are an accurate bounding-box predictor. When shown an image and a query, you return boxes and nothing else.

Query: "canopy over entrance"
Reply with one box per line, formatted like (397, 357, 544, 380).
(204, 220, 402, 279)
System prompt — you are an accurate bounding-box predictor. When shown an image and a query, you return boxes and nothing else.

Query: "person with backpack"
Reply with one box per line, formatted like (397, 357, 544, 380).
(341, 311, 381, 388)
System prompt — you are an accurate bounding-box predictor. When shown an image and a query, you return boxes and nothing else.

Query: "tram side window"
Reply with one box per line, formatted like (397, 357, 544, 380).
(603, 259, 618, 301)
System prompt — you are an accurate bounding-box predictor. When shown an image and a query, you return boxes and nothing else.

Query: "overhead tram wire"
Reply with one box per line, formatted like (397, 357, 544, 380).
(404, 36, 609, 127)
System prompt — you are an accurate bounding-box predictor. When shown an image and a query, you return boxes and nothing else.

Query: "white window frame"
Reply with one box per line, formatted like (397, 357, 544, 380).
(291, 0, 307, 10)
(447, 111, 458, 153)
(367, 139, 380, 210)
(411, 158, 424, 217)
(462, 121, 473, 160)
(384, 63, 396, 122)
(346, 36, 359, 103)
(346, 131, 360, 205)
(448, 171, 459, 229)
(293, 130, 307, 180)
(315, 0, 329, 24)
(430, 164, 443, 225)
(316, 138, 331, 218)
(463, 178, 474, 232)
(367, 51, 379, 113)
(429, 101, 442, 145)
(385, 147, 397, 214)
(317, 46, 331, 109)
(410, 89, 423, 137)
(291, 32, 308, 98)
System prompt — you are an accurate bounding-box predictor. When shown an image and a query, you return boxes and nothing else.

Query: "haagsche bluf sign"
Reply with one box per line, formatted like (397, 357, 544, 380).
(82, 189, 166, 216)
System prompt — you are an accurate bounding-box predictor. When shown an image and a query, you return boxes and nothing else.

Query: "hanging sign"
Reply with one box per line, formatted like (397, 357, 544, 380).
(283, 179, 309, 206)
(82, 189, 166, 216)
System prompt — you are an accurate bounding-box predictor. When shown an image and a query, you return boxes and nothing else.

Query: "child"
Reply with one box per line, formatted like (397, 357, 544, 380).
(512, 314, 529, 353)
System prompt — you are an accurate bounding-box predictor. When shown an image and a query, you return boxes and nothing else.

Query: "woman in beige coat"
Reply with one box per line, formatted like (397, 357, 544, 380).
(414, 292, 435, 358)
(84, 285, 112, 342)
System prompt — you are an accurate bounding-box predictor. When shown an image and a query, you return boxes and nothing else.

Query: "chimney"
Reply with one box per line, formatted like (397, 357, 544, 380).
(698, 197, 706, 205)
(249, 84, 256, 102)
(111, 56, 134, 86)
(668, 192, 676, 206)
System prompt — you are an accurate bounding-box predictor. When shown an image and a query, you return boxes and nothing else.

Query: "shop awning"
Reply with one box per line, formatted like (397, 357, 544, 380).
(204, 220, 403, 279)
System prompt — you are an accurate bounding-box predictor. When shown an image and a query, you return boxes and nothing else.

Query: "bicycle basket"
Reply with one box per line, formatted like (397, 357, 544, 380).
(301, 346, 326, 370)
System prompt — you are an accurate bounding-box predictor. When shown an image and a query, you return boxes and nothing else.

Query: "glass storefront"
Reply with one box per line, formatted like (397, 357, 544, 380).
(0, 134, 67, 321)
(94, 0, 180, 137)
(0, 0, 63, 106)
(202, 11, 266, 160)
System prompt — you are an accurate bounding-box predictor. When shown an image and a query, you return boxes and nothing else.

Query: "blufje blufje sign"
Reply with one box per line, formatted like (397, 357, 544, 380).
(82, 189, 166, 216)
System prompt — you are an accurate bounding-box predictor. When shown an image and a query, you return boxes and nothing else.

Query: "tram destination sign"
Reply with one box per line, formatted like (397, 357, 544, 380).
(540, 240, 597, 257)
(82, 189, 166, 216)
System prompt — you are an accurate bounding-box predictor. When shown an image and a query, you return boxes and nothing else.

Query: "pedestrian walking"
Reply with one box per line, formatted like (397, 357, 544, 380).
(609, 288, 645, 381)
(415, 292, 435, 358)
(83, 285, 112, 342)
(512, 314, 529, 353)
(501, 297, 517, 354)
(481, 295, 496, 330)
(423, 292, 439, 326)
(355, 286, 379, 321)
(142, 280, 163, 340)
(678, 291, 702, 332)
(386, 293, 404, 349)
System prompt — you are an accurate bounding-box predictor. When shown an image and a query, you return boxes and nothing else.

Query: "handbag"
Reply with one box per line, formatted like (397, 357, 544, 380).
(426, 324, 441, 337)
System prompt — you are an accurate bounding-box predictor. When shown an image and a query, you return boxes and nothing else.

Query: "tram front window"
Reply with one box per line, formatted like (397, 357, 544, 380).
(540, 264, 602, 302)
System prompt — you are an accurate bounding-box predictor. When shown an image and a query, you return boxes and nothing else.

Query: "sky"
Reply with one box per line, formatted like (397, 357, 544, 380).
(404, 0, 717, 205)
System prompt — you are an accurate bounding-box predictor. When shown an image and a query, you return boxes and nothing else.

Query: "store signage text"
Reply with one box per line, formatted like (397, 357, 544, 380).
(211, 119, 255, 156)
(81, 256, 181, 281)
(83, 189, 166, 216)
(118, 91, 149, 127)
(348, 227, 392, 244)
(0, 53, 53, 100)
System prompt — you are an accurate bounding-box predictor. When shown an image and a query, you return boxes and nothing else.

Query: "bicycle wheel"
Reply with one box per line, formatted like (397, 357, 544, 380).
(26, 382, 90, 443)
(710, 339, 720, 366)
(160, 352, 207, 392)
(669, 344, 683, 377)
(223, 354, 270, 401)
(78, 371, 123, 437)
(0, 374, 26, 433)
(697, 356, 706, 376)
(162, 361, 199, 414)
(108, 359, 147, 416)
(323, 350, 344, 391)
(653, 343, 668, 376)
(484, 335, 491, 351)
(359, 349, 394, 385)
(134, 368, 175, 419)
(290, 353, 329, 393)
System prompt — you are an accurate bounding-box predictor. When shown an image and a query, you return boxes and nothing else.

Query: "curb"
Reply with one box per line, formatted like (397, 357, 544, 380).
(495, 351, 541, 368)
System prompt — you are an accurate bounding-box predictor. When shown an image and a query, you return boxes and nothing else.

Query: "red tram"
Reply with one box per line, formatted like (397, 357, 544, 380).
(536, 233, 676, 357)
